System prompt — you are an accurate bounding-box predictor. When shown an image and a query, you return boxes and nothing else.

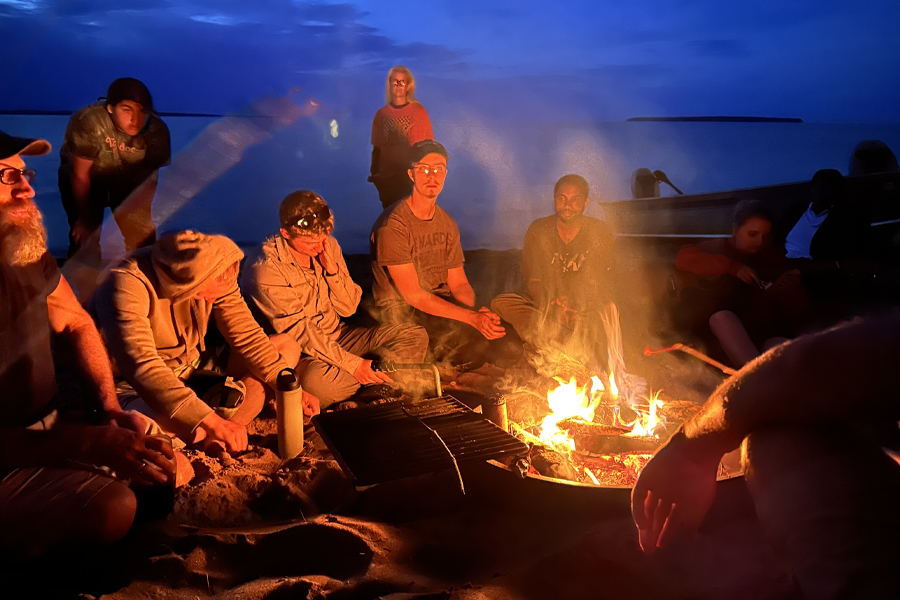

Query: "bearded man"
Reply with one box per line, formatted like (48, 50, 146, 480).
(0, 130, 175, 558)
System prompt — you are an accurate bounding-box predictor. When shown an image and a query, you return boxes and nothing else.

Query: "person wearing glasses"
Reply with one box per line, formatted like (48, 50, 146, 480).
(0, 130, 176, 557)
(371, 140, 506, 369)
(92, 230, 318, 456)
(491, 174, 616, 373)
(242, 191, 428, 409)
(368, 65, 434, 209)
(58, 77, 171, 269)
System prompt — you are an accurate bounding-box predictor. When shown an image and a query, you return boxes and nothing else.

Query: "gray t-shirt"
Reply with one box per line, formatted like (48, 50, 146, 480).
(370, 199, 465, 309)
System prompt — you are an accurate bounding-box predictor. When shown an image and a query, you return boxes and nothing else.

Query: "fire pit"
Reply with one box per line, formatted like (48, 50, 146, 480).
(497, 303, 742, 490)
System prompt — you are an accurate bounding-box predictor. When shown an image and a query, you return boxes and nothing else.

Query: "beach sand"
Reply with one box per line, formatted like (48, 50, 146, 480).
(0, 246, 798, 600)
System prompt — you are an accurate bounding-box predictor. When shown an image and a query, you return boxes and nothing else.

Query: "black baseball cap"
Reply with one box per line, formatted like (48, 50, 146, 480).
(0, 130, 51, 161)
(104, 77, 154, 111)
(409, 139, 448, 166)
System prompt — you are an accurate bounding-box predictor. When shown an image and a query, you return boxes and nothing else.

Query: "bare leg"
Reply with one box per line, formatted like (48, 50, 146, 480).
(68, 480, 138, 546)
(709, 310, 760, 367)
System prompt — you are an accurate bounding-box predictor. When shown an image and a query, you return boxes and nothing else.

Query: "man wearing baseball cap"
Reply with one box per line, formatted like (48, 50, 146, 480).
(0, 130, 176, 557)
(243, 190, 428, 408)
(59, 77, 171, 269)
(370, 139, 507, 368)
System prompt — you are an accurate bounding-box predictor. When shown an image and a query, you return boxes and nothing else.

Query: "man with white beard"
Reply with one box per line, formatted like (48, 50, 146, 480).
(0, 130, 175, 558)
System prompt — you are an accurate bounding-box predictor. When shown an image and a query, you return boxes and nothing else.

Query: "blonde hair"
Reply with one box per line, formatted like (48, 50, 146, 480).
(385, 65, 417, 105)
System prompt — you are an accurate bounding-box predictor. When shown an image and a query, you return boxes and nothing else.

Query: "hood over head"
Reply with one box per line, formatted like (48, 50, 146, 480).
(150, 231, 243, 302)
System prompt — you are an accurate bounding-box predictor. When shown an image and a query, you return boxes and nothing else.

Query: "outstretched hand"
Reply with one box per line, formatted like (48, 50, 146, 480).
(631, 432, 721, 553)
(353, 358, 394, 385)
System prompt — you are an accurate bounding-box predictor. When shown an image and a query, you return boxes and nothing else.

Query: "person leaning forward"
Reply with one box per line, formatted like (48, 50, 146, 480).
(59, 77, 171, 268)
(92, 230, 318, 457)
(491, 174, 616, 372)
(243, 190, 428, 408)
(0, 130, 176, 559)
(370, 139, 506, 368)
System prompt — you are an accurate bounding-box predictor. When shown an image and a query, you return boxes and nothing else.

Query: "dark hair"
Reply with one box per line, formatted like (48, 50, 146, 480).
(810, 168, 846, 211)
(279, 190, 334, 236)
(105, 77, 153, 110)
(849, 140, 898, 176)
(409, 139, 448, 166)
(732, 199, 772, 228)
(553, 174, 589, 198)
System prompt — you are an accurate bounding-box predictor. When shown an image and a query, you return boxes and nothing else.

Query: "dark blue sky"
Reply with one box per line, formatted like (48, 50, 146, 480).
(2, 0, 899, 122)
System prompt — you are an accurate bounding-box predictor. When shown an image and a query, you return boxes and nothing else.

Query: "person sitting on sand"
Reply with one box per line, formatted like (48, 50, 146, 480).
(92, 230, 318, 456)
(243, 190, 428, 409)
(370, 139, 506, 368)
(0, 130, 175, 558)
(632, 312, 900, 599)
(491, 174, 616, 372)
(672, 199, 807, 367)
(368, 66, 434, 209)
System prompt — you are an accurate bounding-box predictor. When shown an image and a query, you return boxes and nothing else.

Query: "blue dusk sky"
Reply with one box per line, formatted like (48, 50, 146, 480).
(1, 0, 899, 122)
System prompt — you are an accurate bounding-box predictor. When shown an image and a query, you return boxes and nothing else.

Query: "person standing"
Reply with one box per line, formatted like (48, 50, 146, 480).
(368, 66, 434, 208)
(59, 77, 171, 267)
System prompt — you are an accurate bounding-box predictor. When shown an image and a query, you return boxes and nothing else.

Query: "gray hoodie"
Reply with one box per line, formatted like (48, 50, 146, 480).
(93, 231, 287, 438)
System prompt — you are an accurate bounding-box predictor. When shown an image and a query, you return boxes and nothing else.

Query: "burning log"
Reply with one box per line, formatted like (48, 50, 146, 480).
(530, 447, 578, 481)
(558, 418, 660, 455)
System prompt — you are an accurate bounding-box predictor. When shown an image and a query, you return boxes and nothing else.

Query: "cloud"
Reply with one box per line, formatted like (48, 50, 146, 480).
(0, 1, 898, 122)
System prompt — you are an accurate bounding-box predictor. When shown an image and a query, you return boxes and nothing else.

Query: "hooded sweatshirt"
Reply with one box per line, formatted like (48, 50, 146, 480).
(93, 231, 288, 439)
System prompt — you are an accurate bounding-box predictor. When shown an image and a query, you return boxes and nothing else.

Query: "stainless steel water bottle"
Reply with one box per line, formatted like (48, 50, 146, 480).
(276, 368, 304, 459)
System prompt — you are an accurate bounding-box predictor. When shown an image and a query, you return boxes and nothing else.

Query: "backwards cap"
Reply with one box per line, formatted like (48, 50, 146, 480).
(105, 77, 154, 111)
(409, 139, 448, 167)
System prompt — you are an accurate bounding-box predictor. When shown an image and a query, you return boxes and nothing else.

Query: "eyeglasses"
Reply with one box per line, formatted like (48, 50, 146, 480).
(0, 167, 36, 186)
(391, 79, 409, 87)
(292, 205, 332, 231)
(413, 164, 446, 177)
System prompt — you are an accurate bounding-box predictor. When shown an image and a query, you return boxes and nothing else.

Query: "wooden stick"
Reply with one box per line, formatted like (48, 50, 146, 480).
(643, 344, 737, 375)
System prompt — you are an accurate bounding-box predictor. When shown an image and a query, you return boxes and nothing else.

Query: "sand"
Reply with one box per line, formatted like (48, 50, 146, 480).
(0, 247, 800, 599)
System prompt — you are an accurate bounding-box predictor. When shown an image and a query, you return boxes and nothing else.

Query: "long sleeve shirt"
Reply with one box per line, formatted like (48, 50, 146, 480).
(243, 235, 364, 375)
(93, 236, 287, 439)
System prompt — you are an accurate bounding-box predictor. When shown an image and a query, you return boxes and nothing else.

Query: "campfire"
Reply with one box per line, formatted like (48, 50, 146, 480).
(505, 303, 693, 488)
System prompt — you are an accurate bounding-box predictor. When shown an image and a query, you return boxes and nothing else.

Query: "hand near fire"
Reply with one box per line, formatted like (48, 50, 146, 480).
(470, 307, 505, 340)
(550, 296, 578, 327)
(354, 358, 393, 386)
(631, 431, 721, 553)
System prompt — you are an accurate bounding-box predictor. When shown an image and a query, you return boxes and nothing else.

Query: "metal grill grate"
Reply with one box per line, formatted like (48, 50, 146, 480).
(312, 395, 528, 486)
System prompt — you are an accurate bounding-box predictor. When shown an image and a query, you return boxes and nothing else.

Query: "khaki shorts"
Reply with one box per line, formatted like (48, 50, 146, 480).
(0, 467, 121, 556)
